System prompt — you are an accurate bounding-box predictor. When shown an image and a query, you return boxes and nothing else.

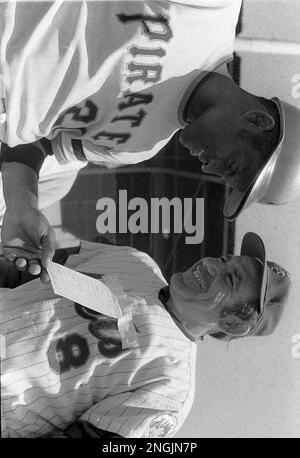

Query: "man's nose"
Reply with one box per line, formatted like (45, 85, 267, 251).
(206, 258, 228, 275)
(179, 129, 191, 149)
(220, 255, 232, 263)
(197, 149, 212, 164)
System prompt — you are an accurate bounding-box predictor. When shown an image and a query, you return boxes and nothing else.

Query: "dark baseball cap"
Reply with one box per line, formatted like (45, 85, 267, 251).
(240, 232, 291, 337)
(224, 98, 300, 221)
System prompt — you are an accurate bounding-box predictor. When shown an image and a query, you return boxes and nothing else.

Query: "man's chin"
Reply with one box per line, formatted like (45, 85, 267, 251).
(169, 272, 180, 290)
(178, 130, 188, 148)
(171, 270, 198, 298)
(169, 272, 186, 298)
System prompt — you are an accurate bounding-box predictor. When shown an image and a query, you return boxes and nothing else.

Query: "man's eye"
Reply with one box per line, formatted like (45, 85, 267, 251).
(227, 270, 238, 289)
(221, 255, 233, 263)
(227, 274, 234, 288)
(226, 161, 237, 175)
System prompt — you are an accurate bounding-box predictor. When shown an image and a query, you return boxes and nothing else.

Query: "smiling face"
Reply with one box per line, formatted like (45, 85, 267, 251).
(179, 105, 267, 192)
(169, 255, 262, 339)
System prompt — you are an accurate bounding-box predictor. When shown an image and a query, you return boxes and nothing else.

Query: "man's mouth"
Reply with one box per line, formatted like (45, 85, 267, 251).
(192, 146, 208, 160)
(180, 134, 219, 172)
(191, 262, 211, 291)
(192, 267, 203, 288)
(196, 148, 218, 171)
(198, 152, 216, 167)
(201, 158, 218, 171)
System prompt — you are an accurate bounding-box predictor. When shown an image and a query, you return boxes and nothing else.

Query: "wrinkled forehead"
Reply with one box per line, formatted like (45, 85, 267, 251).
(235, 255, 262, 277)
(233, 256, 263, 306)
(194, 254, 262, 278)
(215, 257, 263, 329)
(219, 255, 262, 301)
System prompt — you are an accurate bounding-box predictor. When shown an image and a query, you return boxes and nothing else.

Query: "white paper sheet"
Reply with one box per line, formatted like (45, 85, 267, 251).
(47, 261, 123, 319)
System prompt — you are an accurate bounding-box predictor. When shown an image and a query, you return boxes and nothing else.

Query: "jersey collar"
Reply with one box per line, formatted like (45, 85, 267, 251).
(158, 286, 204, 343)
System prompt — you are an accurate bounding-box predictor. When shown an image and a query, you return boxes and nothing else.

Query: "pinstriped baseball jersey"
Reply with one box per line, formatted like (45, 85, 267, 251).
(1, 242, 196, 438)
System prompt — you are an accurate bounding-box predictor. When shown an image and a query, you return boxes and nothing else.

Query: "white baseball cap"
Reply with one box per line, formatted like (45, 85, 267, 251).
(223, 98, 300, 220)
(240, 232, 290, 337)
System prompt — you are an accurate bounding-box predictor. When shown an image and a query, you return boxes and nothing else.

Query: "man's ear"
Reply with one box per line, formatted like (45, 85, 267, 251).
(242, 110, 275, 132)
(218, 313, 253, 338)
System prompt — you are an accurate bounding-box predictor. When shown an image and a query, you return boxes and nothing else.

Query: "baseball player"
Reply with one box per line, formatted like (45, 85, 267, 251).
(1, 232, 291, 438)
(1, 0, 300, 276)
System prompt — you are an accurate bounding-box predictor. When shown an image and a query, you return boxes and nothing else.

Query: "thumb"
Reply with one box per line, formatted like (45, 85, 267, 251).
(41, 227, 56, 269)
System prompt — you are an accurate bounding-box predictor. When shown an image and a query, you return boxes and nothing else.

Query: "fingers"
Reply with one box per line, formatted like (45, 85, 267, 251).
(28, 259, 42, 276)
(41, 228, 56, 270)
(16, 258, 41, 275)
(15, 258, 27, 271)
(0, 207, 55, 284)
(3, 245, 42, 276)
(3, 245, 42, 260)
(1, 242, 42, 276)
(6, 257, 42, 276)
(40, 266, 50, 285)
(1, 223, 55, 283)
(7, 253, 17, 262)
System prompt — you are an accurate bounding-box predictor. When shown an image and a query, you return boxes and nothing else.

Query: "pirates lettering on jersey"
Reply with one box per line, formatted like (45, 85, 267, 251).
(91, 12, 173, 148)
(117, 13, 173, 42)
(51, 12, 173, 156)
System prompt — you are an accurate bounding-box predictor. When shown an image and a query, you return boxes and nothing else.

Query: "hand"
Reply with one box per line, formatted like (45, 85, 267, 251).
(1, 207, 56, 284)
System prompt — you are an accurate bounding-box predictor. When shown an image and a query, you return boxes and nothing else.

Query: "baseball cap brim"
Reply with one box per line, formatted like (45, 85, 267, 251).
(240, 232, 268, 318)
(223, 98, 285, 221)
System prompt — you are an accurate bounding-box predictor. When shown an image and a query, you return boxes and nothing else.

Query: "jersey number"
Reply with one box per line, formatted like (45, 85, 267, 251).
(47, 333, 90, 374)
(52, 99, 98, 135)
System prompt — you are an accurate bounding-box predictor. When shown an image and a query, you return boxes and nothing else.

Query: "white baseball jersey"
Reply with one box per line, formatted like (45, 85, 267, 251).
(0, 0, 241, 166)
(1, 241, 197, 438)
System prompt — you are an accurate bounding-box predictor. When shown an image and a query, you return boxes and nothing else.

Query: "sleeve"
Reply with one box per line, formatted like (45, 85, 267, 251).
(0, 138, 54, 175)
(63, 421, 123, 439)
(41, 422, 123, 438)
(164, 0, 241, 6)
(0, 256, 23, 289)
(64, 241, 140, 269)
(78, 385, 184, 438)
(51, 133, 163, 168)
(1, 407, 8, 438)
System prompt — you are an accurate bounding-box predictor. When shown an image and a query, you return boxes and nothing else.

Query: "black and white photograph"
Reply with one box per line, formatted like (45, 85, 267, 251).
(0, 0, 299, 443)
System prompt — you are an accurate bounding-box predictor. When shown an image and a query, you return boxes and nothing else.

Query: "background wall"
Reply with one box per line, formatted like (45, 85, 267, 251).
(178, 0, 300, 438)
